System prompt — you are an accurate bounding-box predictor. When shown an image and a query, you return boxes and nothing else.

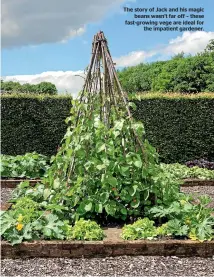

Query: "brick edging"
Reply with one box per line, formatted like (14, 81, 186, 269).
(182, 179, 214, 186)
(1, 239, 214, 259)
(1, 179, 40, 188)
(1, 179, 214, 188)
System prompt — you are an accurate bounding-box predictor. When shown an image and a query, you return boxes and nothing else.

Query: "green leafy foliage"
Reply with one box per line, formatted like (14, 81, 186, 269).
(1, 199, 104, 244)
(0, 198, 43, 245)
(122, 194, 214, 242)
(118, 41, 214, 93)
(160, 163, 214, 180)
(121, 218, 157, 240)
(36, 96, 180, 223)
(11, 181, 46, 202)
(67, 219, 104, 240)
(165, 219, 189, 237)
(156, 223, 168, 236)
(149, 194, 214, 241)
(0, 195, 72, 245)
(1, 80, 57, 95)
(38, 213, 66, 239)
(1, 152, 49, 178)
(12, 197, 40, 212)
(2, 94, 182, 245)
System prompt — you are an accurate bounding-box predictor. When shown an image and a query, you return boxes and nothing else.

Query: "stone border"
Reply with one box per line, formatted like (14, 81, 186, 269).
(1, 239, 214, 259)
(1, 179, 214, 188)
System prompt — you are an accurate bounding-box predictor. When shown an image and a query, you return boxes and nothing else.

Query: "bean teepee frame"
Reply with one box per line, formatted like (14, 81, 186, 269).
(64, 31, 148, 182)
(76, 31, 145, 153)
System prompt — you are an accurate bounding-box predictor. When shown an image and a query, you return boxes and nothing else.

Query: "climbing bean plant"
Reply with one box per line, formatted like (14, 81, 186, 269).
(7, 96, 179, 225)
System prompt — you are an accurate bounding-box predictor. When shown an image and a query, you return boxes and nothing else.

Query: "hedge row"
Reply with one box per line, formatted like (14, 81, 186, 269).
(1, 93, 214, 163)
(1, 94, 72, 157)
(132, 93, 214, 163)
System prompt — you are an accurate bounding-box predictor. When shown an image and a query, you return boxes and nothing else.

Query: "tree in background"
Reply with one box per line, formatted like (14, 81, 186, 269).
(1, 80, 57, 95)
(118, 40, 214, 93)
(1, 80, 22, 92)
(119, 61, 166, 93)
(35, 82, 57, 95)
(21, 83, 37, 94)
(205, 39, 214, 52)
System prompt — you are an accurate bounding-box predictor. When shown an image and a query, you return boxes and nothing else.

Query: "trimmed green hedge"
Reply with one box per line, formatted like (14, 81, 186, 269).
(132, 93, 214, 163)
(1, 93, 214, 163)
(1, 94, 72, 157)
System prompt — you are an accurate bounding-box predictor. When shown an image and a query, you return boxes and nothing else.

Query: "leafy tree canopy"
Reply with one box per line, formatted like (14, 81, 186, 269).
(1, 80, 57, 95)
(118, 40, 214, 93)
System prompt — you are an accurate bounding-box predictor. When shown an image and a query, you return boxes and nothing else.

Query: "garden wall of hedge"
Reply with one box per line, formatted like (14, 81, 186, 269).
(1, 95, 72, 157)
(132, 94, 214, 163)
(1, 93, 214, 163)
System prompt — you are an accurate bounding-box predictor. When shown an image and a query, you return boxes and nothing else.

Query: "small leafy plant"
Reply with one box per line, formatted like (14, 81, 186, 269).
(67, 219, 105, 241)
(121, 218, 157, 240)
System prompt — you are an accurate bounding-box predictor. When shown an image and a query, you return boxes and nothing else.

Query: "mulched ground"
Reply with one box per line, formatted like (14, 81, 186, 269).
(1, 185, 214, 277)
(1, 256, 214, 276)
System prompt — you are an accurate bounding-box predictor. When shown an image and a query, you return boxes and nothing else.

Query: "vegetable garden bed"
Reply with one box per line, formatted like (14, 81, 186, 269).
(2, 228, 214, 259)
(1, 33, 213, 261)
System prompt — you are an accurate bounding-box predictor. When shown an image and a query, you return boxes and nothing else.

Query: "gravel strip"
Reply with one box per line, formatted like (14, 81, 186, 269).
(1, 188, 13, 204)
(181, 185, 214, 196)
(1, 256, 214, 277)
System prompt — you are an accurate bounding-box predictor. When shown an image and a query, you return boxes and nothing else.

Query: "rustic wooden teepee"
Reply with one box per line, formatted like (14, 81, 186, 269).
(75, 31, 145, 152)
(59, 31, 148, 182)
